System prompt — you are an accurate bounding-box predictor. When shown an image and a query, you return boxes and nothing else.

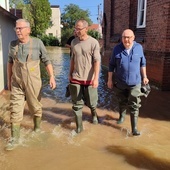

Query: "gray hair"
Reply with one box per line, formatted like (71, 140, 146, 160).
(75, 19, 89, 27)
(16, 19, 30, 27)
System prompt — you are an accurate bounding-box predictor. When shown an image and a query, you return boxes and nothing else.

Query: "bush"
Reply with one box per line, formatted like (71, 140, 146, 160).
(40, 35, 60, 46)
(61, 28, 73, 47)
(87, 30, 102, 40)
(61, 29, 102, 47)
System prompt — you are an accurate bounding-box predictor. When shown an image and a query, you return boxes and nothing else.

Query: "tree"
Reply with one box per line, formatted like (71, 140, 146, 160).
(9, 0, 24, 8)
(61, 4, 92, 46)
(88, 30, 101, 40)
(9, 0, 52, 37)
(26, 0, 52, 36)
(61, 4, 92, 30)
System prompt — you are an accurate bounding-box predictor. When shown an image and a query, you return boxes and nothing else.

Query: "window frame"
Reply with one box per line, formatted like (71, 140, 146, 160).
(137, 0, 147, 28)
(49, 33, 53, 36)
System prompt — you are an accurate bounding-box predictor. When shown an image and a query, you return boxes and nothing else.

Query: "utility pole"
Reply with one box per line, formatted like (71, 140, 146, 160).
(97, 3, 102, 24)
(97, 3, 103, 38)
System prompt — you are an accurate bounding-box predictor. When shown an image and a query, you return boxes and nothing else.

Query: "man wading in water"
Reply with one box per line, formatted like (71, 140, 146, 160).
(6, 19, 56, 150)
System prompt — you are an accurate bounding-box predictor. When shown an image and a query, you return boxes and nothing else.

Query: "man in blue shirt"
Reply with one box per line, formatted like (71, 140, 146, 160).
(107, 29, 149, 136)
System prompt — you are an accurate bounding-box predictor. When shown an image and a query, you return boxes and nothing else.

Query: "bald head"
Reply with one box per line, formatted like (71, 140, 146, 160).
(122, 29, 135, 37)
(121, 29, 135, 49)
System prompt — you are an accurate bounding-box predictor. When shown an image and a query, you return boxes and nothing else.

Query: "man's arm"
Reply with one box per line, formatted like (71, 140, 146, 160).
(45, 64, 56, 90)
(107, 72, 113, 89)
(107, 49, 115, 89)
(65, 36, 75, 48)
(140, 66, 149, 85)
(69, 58, 74, 81)
(65, 44, 71, 48)
(7, 62, 13, 91)
(92, 61, 100, 88)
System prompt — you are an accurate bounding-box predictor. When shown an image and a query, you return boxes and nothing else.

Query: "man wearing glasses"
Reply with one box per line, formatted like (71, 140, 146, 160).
(107, 29, 149, 136)
(69, 19, 101, 135)
(6, 19, 56, 150)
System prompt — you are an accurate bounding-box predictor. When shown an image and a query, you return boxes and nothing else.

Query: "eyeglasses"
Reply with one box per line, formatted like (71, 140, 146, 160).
(74, 27, 86, 31)
(122, 36, 133, 39)
(14, 27, 28, 31)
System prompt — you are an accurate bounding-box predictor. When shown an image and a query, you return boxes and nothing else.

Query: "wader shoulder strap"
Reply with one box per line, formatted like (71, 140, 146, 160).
(14, 40, 19, 61)
(27, 38, 33, 62)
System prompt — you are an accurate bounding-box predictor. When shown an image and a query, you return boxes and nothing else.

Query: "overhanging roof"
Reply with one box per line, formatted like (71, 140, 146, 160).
(0, 6, 18, 20)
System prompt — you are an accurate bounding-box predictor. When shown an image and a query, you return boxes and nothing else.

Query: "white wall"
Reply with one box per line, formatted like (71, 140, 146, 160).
(0, 14, 16, 92)
(0, 26, 3, 92)
(46, 7, 61, 40)
(0, 0, 9, 11)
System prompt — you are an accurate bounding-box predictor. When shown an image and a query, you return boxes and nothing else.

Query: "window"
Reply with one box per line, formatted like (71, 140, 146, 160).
(137, 0, 147, 28)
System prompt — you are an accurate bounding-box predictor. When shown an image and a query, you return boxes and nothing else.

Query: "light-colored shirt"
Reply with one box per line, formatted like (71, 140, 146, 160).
(71, 36, 101, 83)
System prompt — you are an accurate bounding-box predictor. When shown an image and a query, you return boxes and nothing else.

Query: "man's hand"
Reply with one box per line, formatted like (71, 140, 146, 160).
(107, 79, 113, 89)
(92, 78, 99, 88)
(49, 76, 56, 90)
(143, 77, 149, 85)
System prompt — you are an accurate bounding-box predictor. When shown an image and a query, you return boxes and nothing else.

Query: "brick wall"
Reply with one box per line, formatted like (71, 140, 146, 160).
(103, 0, 170, 90)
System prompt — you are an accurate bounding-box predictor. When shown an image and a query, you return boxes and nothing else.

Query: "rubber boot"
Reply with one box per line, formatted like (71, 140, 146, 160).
(75, 114, 83, 133)
(6, 123, 20, 151)
(71, 105, 84, 135)
(117, 109, 126, 124)
(91, 109, 98, 124)
(33, 116, 41, 132)
(130, 114, 140, 136)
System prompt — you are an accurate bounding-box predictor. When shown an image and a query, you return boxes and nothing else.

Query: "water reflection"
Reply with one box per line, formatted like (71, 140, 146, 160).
(42, 47, 118, 111)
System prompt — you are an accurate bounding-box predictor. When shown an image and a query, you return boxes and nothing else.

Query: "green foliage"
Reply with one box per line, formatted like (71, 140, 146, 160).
(88, 30, 102, 40)
(61, 28, 74, 46)
(40, 35, 60, 46)
(61, 4, 92, 46)
(26, 0, 52, 37)
(9, 0, 24, 8)
(61, 4, 92, 30)
(10, 0, 52, 37)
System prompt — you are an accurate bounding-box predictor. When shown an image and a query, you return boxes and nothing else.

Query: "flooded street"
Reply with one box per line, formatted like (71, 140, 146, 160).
(0, 47, 170, 170)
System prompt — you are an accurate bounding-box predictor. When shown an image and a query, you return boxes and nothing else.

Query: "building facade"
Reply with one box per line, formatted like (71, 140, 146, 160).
(45, 5, 61, 41)
(0, 0, 9, 10)
(88, 24, 102, 37)
(0, 3, 17, 93)
(103, 0, 170, 90)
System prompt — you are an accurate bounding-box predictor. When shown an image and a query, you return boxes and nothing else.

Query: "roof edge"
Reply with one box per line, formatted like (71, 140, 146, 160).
(0, 6, 18, 20)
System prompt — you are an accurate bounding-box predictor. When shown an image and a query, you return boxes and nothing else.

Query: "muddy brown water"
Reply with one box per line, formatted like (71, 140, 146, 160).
(0, 47, 170, 170)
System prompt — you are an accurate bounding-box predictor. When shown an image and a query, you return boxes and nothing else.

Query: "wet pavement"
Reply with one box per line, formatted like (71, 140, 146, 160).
(0, 47, 170, 170)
